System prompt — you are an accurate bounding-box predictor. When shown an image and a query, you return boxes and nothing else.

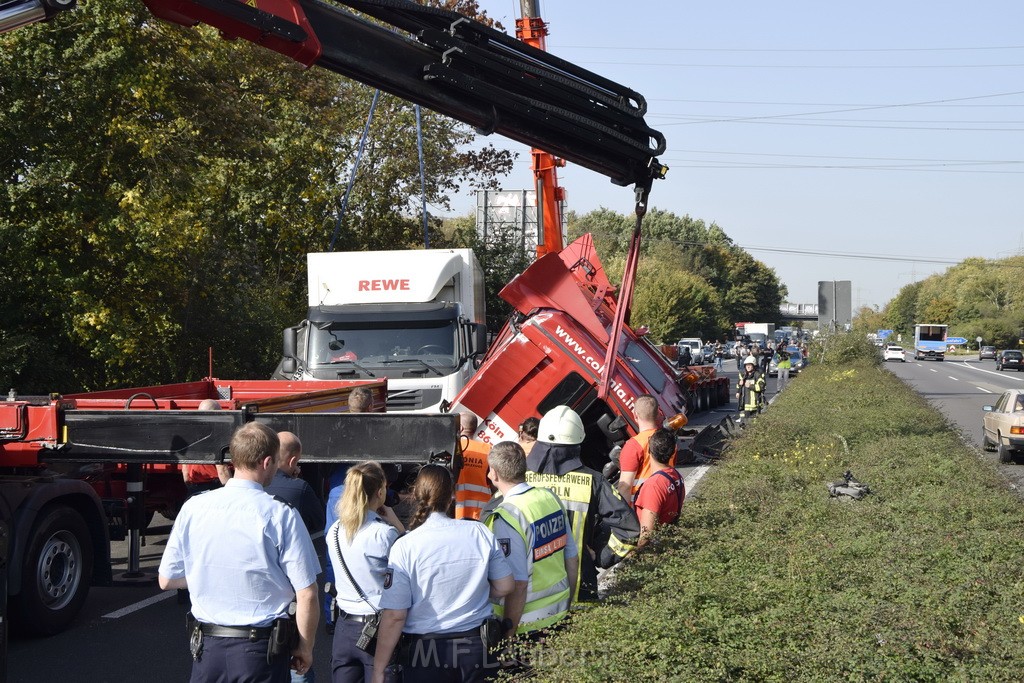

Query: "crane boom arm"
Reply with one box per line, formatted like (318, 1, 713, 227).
(2, 0, 666, 188)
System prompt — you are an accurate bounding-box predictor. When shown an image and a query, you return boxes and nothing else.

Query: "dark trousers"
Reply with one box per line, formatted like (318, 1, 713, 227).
(331, 618, 399, 683)
(190, 635, 289, 683)
(403, 634, 493, 683)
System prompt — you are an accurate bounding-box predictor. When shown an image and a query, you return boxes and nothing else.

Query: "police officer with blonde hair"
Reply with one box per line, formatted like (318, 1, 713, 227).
(159, 422, 320, 681)
(484, 441, 578, 638)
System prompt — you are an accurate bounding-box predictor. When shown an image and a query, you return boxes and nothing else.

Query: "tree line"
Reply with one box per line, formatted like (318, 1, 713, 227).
(854, 256, 1024, 348)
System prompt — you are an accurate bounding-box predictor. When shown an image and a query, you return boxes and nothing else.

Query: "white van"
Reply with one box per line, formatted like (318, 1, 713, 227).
(677, 337, 705, 365)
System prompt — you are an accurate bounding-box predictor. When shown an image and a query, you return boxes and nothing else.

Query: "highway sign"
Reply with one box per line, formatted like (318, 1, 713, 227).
(878, 329, 893, 339)
(946, 336, 968, 345)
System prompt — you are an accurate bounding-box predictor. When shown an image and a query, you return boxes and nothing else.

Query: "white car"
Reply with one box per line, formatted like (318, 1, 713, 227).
(883, 345, 906, 362)
(982, 390, 1024, 463)
(677, 338, 704, 365)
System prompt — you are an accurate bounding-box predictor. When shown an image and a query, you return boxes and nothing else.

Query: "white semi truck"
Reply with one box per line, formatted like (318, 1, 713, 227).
(274, 249, 487, 411)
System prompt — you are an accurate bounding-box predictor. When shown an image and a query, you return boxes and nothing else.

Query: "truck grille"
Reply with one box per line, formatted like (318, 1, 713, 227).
(386, 388, 444, 412)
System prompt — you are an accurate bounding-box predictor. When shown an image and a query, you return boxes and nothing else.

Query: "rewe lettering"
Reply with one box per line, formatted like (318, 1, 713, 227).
(358, 279, 411, 292)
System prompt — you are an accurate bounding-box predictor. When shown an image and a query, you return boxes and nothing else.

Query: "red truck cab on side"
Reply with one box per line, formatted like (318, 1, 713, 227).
(451, 234, 695, 471)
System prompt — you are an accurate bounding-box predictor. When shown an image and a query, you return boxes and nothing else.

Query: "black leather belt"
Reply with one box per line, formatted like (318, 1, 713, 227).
(199, 623, 273, 640)
(407, 626, 479, 641)
(339, 612, 375, 623)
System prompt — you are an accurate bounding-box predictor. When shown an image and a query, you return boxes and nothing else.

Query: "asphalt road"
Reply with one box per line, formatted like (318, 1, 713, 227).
(5, 362, 747, 682)
(882, 354, 1024, 490)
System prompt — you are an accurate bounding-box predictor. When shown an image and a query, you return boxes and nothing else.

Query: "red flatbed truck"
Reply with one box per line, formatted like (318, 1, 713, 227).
(0, 378, 457, 635)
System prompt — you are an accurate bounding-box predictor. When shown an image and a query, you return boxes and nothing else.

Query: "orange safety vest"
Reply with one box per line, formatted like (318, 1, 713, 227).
(185, 464, 220, 484)
(455, 438, 492, 520)
(628, 429, 676, 498)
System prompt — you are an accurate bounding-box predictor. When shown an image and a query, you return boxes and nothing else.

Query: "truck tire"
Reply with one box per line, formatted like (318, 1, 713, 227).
(12, 506, 94, 635)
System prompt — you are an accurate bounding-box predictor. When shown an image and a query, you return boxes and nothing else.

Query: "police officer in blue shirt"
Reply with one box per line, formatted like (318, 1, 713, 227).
(159, 422, 321, 682)
(371, 465, 513, 683)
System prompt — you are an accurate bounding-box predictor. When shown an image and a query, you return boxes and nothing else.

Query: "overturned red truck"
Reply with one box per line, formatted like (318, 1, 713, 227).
(452, 234, 729, 472)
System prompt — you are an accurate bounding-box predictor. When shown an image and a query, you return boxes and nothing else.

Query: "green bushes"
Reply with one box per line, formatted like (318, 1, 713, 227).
(519, 360, 1024, 681)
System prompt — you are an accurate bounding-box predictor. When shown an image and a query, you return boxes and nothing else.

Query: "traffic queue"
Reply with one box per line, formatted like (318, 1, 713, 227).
(157, 399, 686, 683)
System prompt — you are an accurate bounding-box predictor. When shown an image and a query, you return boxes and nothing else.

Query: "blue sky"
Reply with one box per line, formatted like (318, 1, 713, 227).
(452, 1, 1024, 311)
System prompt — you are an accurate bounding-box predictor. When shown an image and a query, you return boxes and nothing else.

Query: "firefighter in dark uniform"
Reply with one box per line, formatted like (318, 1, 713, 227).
(737, 355, 767, 421)
(159, 422, 321, 682)
(525, 405, 640, 601)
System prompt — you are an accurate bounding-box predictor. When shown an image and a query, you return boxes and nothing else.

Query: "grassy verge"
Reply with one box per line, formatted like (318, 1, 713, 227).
(517, 346, 1024, 681)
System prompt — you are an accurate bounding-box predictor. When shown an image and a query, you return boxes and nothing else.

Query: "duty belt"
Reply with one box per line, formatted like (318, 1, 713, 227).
(407, 626, 479, 640)
(199, 623, 274, 640)
(339, 611, 375, 623)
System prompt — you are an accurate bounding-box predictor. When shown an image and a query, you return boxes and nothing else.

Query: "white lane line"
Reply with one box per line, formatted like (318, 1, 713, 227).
(948, 376, 959, 381)
(960, 363, 1024, 382)
(929, 368, 938, 373)
(976, 386, 993, 394)
(102, 589, 176, 620)
(683, 465, 711, 499)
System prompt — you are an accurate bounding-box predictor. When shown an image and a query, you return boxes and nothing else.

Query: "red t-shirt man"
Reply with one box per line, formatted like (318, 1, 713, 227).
(634, 468, 685, 525)
(634, 429, 685, 547)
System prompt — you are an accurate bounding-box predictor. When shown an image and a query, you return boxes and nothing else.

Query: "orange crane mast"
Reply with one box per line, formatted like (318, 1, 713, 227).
(516, 0, 566, 258)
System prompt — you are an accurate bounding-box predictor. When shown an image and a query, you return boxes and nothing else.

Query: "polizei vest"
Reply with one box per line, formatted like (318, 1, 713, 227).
(484, 485, 572, 633)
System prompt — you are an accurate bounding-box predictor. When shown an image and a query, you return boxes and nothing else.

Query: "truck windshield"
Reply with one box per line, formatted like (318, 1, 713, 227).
(308, 319, 458, 368)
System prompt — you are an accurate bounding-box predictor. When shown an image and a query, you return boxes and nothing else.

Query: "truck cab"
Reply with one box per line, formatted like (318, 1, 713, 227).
(452, 235, 696, 472)
(274, 250, 488, 411)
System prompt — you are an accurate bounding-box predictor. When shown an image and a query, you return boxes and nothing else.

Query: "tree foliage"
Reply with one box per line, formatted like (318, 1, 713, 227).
(882, 257, 1024, 348)
(566, 208, 786, 342)
(0, 0, 511, 392)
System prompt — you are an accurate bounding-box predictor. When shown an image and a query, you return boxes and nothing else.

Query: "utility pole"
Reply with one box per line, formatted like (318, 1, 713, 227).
(517, 0, 566, 258)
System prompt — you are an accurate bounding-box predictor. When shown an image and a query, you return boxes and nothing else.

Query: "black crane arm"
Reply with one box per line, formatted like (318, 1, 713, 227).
(0, 0, 667, 187)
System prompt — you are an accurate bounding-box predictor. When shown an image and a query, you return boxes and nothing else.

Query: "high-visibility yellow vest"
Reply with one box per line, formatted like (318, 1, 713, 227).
(485, 485, 572, 633)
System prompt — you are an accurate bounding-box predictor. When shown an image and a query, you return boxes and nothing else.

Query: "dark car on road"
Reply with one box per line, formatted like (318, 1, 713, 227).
(996, 350, 1023, 372)
(980, 345, 997, 360)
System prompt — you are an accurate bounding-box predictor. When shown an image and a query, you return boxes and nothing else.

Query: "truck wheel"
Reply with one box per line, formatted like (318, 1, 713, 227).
(12, 506, 94, 635)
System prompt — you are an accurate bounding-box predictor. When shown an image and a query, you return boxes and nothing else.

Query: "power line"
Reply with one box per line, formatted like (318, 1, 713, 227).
(649, 97, 1024, 108)
(579, 60, 1024, 69)
(667, 149, 1023, 164)
(596, 233, 968, 265)
(553, 44, 1024, 54)
(648, 90, 1024, 125)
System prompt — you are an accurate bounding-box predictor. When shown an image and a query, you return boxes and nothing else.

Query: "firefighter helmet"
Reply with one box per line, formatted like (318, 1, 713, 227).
(744, 355, 757, 366)
(538, 405, 585, 445)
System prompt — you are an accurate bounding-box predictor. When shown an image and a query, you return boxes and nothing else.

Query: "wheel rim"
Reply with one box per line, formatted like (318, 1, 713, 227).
(35, 530, 83, 611)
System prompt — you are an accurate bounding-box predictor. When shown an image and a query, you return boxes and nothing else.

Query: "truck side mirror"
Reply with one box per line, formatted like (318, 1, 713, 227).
(282, 327, 298, 374)
(470, 323, 488, 357)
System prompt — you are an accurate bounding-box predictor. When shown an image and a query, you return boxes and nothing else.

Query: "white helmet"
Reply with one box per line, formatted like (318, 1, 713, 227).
(537, 405, 585, 445)
(744, 355, 757, 366)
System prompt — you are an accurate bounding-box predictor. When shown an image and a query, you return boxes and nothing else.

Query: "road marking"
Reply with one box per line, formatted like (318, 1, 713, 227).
(929, 368, 938, 373)
(948, 376, 959, 381)
(683, 465, 711, 499)
(976, 386, 993, 394)
(959, 363, 1024, 382)
(102, 589, 176, 620)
